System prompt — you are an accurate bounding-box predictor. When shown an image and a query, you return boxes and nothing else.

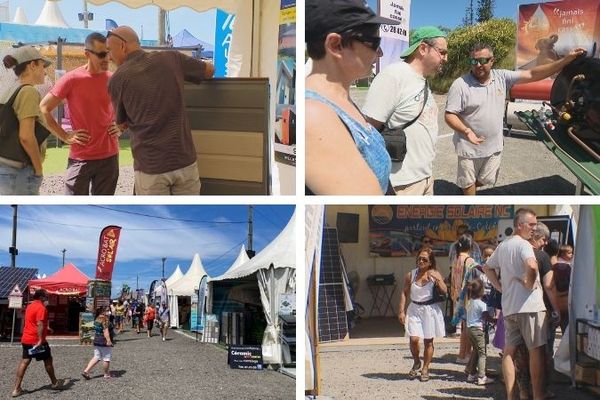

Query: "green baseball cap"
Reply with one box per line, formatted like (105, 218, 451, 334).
(400, 26, 447, 58)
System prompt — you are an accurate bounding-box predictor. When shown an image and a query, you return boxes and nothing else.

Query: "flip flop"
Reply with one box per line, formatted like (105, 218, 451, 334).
(81, 372, 91, 380)
(420, 370, 430, 382)
(408, 362, 422, 379)
(11, 389, 24, 398)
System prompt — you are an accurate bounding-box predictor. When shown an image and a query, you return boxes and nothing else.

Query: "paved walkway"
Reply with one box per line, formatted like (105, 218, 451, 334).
(0, 328, 294, 399)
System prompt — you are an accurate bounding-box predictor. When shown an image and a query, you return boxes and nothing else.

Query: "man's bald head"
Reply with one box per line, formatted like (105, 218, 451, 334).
(107, 25, 141, 66)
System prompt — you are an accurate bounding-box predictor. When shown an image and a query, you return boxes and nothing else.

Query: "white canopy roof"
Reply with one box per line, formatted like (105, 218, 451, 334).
(212, 211, 296, 281)
(13, 7, 29, 24)
(209, 245, 250, 282)
(168, 253, 207, 296)
(88, 0, 240, 13)
(165, 265, 183, 287)
(35, 0, 69, 28)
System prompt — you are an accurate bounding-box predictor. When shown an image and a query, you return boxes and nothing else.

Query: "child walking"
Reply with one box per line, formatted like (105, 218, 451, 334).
(465, 279, 495, 385)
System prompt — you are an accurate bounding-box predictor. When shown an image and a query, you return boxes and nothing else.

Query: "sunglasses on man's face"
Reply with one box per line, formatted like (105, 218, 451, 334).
(353, 35, 382, 52)
(469, 57, 493, 65)
(86, 49, 109, 58)
(107, 30, 127, 43)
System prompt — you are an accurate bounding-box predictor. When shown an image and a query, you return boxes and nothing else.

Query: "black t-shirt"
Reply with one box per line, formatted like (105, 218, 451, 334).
(534, 249, 553, 310)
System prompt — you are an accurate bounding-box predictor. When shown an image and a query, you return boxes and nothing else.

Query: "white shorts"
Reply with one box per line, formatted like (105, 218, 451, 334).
(457, 152, 502, 189)
(93, 346, 112, 362)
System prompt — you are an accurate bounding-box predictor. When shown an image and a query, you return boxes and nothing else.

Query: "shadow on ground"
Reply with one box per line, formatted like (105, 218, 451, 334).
(434, 175, 576, 195)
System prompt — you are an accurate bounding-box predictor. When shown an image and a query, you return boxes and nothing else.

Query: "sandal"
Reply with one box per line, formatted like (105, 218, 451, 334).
(81, 372, 91, 380)
(51, 378, 66, 390)
(11, 389, 24, 398)
(420, 370, 430, 382)
(408, 361, 422, 379)
(104, 374, 113, 379)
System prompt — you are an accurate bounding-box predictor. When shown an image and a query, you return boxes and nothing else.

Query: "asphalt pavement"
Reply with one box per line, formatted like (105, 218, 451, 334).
(350, 88, 581, 195)
(0, 328, 294, 400)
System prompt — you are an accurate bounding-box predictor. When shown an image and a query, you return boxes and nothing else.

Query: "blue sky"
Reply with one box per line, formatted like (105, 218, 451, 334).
(8, 0, 216, 43)
(0, 205, 294, 296)
(368, 0, 555, 28)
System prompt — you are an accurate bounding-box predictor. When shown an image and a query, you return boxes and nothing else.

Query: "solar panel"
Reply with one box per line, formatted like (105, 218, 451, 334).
(318, 227, 349, 343)
(0, 267, 38, 298)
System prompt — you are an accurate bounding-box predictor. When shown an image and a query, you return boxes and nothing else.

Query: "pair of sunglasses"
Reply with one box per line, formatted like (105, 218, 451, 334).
(85, 49, 109, 58)
(469, 57, 493, 65)
(417, 257, 430, 263)
(353, 35, 382, 52)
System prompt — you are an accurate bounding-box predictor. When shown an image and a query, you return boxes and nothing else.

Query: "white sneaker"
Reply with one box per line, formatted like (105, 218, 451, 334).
(456, 357, 469, 364)
(477, 376, 494, 385)
(162, 337, 165, 341)
(467, 374, 477, 383)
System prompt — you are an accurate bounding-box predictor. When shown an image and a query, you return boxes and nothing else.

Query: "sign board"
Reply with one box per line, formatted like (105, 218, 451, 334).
(8, 284, 23, 309)
(279, 293, 295, 315)
(79, 312, 94, 345)
(228, 345, 263, 370)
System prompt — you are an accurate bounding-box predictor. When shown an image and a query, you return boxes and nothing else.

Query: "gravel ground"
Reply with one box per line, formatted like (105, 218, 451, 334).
(40, 167, 135, 195)
(0, 328, 294, 400)
(318, 341, 597, 400)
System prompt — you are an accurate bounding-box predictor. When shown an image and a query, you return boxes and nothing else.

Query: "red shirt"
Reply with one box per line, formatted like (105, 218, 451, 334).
(21, 300, 48, 345)
(50, 66, 118, 161)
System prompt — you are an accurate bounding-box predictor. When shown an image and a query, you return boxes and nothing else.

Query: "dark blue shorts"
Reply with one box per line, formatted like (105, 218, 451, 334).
(21, 342, 52, 361)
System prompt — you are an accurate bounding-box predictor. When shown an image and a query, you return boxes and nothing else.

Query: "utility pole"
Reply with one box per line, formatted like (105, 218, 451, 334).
(136, 275, 139, 291)
(10, 205, 18, 267)
(161, 257, 166, 279)
(158, 8, 166, 46)
(61, 249, 66, 267)
(248, 205, 254, 251)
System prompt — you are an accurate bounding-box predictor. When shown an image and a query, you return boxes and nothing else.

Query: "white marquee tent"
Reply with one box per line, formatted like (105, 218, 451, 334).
(168, 254, 207, 328)
(153, 264, 183, 297)
(211, 211, 296, 364)
(206, 245, 250, 314)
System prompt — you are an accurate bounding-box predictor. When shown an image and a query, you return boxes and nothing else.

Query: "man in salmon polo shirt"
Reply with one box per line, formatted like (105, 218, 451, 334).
(12, 289, 66, 397)
(41, 32, 121, 195)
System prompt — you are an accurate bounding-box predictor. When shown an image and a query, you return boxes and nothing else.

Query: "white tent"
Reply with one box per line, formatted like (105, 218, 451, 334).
(35, 0, 69, 28)
(13, 7, 29, 24)
(165, 264, 184, 287)
(206, 245, 250, 314)
(212, 211, 296, 364)
(168, 253, 207, 328)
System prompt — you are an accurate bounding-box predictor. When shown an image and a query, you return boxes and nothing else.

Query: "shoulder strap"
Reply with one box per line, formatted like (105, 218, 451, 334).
(401, 80, 429, 130)
(3, 85, 29, 107)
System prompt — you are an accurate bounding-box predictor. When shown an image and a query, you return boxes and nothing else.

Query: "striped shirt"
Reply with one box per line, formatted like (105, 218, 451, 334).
(108, 50, 206, 174)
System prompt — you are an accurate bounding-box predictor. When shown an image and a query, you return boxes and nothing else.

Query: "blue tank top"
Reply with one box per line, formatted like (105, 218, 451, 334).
(306, 90, 391, 193)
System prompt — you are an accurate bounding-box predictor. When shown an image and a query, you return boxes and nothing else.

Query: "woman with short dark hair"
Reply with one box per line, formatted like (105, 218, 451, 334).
(82, 307, 114, 380)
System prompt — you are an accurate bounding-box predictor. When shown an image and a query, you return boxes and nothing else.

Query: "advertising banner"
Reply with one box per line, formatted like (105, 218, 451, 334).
(228, 344, 263, 370)
(274, 0, 296, 166)
(378, 0, 411, 71)
(79, 312, 94, 345)
(517, 0, 600, 70)
(368, 205, 514, 257)
(196, 275, 208, 331)
(95, 225, 121, 281)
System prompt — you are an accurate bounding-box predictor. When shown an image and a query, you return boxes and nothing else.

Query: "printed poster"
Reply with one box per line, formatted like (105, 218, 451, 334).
(368, 205, 514, 257)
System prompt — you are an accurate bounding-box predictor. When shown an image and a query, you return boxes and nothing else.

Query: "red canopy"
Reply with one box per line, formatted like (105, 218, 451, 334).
(28, 263, 90, 296)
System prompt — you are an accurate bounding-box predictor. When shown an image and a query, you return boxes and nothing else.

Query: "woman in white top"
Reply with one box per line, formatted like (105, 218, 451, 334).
(398, 248, 447, 381)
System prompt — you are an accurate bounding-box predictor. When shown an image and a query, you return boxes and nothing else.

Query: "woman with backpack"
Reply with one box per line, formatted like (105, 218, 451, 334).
(398, 248, 447, 382)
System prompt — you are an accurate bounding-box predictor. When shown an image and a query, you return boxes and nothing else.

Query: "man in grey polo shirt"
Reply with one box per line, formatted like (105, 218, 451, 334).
(445, 43, 585, 195)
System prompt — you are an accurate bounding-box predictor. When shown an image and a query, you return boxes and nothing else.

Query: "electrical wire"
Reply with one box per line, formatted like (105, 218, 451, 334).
(89, 205, 246, 225)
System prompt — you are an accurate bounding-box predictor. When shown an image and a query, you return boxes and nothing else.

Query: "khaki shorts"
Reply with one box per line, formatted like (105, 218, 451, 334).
(134, 162, 201, 195)
(457, 152, 502, 189)
(393, 176, 433, 196)
(504, 311, 547, 350)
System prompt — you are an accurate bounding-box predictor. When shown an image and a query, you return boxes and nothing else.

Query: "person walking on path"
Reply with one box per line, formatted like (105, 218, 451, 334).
(40, 32, 121, 195)
(12, 289, 66, 397)
(107, 26, 214, 195)
(82, 307, 114, 380)
(398, 248, 447, 382)
(157, 303, 170, 341)
(483, 208, 547, 400)
(133, 301, 145, 334)
(445, 43, 586, 195)
(144, 303, 156, 338)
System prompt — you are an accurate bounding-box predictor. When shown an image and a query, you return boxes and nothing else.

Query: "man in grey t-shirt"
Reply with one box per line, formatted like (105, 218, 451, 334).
(445, 43, 585, 195)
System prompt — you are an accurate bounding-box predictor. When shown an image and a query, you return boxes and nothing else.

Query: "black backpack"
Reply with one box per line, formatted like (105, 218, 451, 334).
(0, 85, 52, 163)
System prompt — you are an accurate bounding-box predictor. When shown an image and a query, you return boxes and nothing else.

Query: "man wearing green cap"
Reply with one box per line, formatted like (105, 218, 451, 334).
(445, 42, 586, 195)
(363, 26, 448, 195)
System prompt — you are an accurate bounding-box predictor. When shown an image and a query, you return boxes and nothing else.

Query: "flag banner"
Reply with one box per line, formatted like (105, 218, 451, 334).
(95, 225, 122, 281)
(197, 275, 208, 331)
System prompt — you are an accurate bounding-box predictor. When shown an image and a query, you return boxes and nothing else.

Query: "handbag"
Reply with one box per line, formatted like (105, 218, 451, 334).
(381, 81, 429, 163)
(486, 270, 502, 309)
(0, 85, 52, 165)
(432, 280, 447, 303)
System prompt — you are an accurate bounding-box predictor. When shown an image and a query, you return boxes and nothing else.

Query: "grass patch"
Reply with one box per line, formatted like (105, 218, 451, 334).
(43, 138, 133, 175)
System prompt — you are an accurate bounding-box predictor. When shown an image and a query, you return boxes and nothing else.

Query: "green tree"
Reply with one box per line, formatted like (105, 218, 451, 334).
(462, 0, 474, 27)
(477, 0, 495, 23)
